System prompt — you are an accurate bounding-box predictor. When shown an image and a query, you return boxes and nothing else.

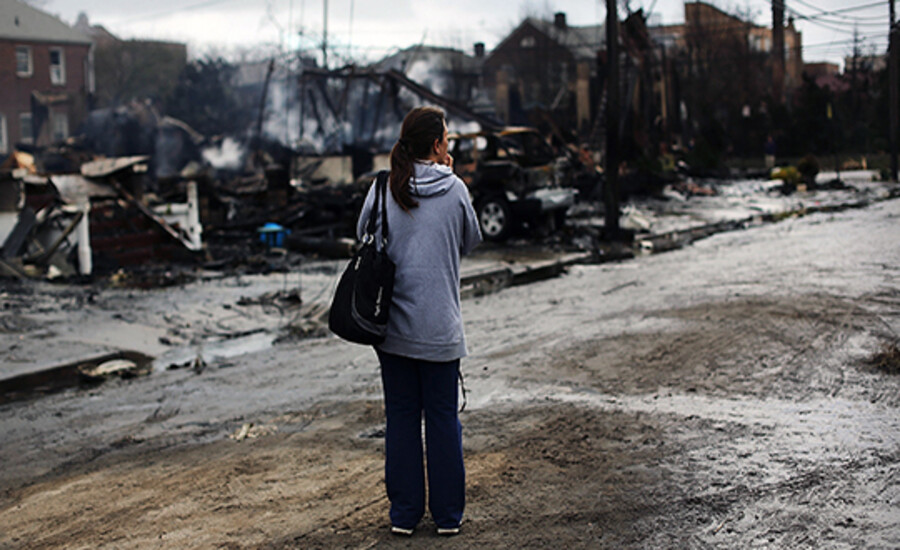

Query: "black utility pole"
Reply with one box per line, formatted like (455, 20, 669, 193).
(890, 0, 898, 181)
(772, 0, 785, 104)
(604, 0, 621, 239)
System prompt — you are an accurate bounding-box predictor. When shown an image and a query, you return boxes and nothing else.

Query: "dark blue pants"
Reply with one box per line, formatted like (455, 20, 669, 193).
(377, 350, 465, 530)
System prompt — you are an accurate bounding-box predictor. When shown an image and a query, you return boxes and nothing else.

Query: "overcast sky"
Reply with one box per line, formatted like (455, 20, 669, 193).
(36, 0, 892, 68)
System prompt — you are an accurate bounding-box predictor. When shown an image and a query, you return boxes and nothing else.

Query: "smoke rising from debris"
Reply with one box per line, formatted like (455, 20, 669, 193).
(202, 137, 245, 170)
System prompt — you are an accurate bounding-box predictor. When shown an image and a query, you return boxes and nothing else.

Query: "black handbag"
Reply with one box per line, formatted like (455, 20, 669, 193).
(328, 171, 395, 345)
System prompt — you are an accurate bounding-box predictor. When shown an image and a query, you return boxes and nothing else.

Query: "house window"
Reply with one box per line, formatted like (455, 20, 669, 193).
(49, 48, 66, 85)
(520, 35, 536, 48)
(15, 46, 32, 77)
(19, 113, 33, 144)
(0, 114, 7, 154)
(52, 113, 69, 142)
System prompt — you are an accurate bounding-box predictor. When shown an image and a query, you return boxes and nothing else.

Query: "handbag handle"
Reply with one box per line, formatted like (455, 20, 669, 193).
(365, 170, 390, 245)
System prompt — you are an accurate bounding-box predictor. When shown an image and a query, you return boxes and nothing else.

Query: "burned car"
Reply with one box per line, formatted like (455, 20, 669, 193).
(449, 128, 576, 241)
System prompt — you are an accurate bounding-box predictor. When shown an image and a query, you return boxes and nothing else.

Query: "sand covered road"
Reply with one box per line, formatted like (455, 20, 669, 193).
(1, 198, 899, 548)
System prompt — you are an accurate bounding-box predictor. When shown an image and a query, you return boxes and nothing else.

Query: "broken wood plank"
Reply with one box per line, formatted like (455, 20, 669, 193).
(108, 179, 195, 251)
(25, 211, 83, 265)
(2, 206, 35, 258)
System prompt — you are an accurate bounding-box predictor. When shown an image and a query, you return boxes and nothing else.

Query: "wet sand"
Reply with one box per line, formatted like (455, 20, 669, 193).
(1, 195, 899, 548)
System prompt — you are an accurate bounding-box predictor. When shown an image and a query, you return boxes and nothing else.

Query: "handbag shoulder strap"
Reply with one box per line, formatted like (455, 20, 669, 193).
(365, 170, 390, 244)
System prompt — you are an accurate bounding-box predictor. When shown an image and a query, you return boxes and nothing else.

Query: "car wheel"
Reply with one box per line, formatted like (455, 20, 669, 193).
(477, 197, 512, 241)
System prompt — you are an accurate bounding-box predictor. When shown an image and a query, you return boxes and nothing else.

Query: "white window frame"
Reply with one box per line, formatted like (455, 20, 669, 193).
(0, 114, 8, 154)
(15, 45, 33, 77)
(520, 35, 536, 48)
(19, 113, 33, 144)
(51, 112, 69, 142)
(49, 47, 66, 85)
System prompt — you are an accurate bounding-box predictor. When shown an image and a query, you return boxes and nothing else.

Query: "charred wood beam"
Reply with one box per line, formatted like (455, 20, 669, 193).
(254, 59, 276, 154)
(370, 74, 389, 144)
(338, 66, 354, 119)
(0, 257, 26, 278)
(25, 210, 84, 265)
(358, 75, 372, 142)
(313, 75, 341, 124)
(109, 179, 194, 250)
(1, 206, 36, 259)
(389, 77, 405, 122)
(304, 85, 326, 141)
(384, 69, 501, 130)
(301, 67, 500, 130)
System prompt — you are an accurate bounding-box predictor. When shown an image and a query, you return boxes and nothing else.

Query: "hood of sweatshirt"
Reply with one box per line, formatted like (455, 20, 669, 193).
(410, 161, 455, 198)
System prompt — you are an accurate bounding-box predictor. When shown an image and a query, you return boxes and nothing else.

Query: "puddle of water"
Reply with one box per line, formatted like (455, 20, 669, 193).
(152, 331, 278, 371)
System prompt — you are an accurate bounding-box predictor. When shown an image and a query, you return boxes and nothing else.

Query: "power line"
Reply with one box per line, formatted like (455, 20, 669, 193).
(789, 0, 887, 18)
(764, 2, 863, 36)
(787, 0, 888, 26)
(113, 0, 244, 25)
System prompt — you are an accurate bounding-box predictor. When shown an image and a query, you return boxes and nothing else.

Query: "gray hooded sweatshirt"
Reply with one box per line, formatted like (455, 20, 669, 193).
(357, 161, 482, 362)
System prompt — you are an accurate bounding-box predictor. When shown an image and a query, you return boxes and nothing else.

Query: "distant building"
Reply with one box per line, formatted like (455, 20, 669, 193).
(843, 54, 887, 74)
(482, 12, 604, 133)
(801, 62, 844, 92)
(651, 1, 803, 92)
(73, 14, 187, 108)
(0, 0, 94, 153)
(804, 62, 840, 79)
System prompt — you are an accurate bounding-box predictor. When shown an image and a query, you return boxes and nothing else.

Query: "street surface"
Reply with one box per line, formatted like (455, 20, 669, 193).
(0, 184, 898, 548)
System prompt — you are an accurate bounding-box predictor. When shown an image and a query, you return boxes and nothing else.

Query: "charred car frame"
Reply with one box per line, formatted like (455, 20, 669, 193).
(449, 128, 576, 241)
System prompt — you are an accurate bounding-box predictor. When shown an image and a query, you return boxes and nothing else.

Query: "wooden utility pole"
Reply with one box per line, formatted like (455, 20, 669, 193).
(772, 0, 785, 104)
(604, 0, 621, 239)
(322, 0, 328, 70)
(253, 59, 275, 165)
(890, 0, 898, 181)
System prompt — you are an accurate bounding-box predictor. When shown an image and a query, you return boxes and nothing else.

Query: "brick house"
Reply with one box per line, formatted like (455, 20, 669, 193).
(651, 1, 803, 94)
(482, 13, 603, 134)
(0, 0, 93, 156)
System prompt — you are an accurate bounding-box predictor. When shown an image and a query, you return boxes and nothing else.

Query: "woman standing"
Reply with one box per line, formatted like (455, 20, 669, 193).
(356, 107, 482, 536)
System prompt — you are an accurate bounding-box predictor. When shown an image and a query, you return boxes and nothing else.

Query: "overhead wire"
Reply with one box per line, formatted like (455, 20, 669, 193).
(789, 0, 886, 19)
(113, 0, 245, 25)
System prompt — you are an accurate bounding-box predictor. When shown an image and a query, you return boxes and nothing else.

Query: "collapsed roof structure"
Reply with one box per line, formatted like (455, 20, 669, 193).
(298, 66, 503, 157)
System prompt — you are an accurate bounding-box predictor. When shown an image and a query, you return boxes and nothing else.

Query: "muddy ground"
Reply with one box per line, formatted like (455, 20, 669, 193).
(1, 197, 899, 549)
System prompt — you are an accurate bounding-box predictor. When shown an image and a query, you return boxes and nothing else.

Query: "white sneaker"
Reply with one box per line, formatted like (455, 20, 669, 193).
(437, 526, 460, 536)
(391, 526, 414, 536)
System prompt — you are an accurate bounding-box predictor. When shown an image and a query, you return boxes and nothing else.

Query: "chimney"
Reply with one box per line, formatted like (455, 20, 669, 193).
(474, 42, 485, 58)
(554, 12, 567, 30)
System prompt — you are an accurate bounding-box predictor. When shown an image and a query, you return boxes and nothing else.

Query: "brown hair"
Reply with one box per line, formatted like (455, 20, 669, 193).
(390, 106, 446, 212)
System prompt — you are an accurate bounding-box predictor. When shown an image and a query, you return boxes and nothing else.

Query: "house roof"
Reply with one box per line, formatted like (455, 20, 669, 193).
(375, 45, 483, 75)
(74, 13, 119, 44)
(0, 0, 91, 45)
(523, 17, 605, 61)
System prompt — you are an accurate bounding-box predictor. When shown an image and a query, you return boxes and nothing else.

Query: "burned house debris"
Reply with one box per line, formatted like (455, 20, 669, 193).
(0, 151, 204, 281)
(1, 1, 894, 285)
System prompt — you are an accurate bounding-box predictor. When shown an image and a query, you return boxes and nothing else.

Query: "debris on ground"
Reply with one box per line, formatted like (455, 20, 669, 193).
(866, 341, 900, 375)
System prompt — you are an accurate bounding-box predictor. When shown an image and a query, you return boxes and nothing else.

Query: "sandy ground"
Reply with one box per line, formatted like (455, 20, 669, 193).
(1, 195, 899, 549)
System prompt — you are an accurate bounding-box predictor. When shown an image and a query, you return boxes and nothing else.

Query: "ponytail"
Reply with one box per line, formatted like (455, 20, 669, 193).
(390, 139, 418, 212)
(389, 106, 446, 213)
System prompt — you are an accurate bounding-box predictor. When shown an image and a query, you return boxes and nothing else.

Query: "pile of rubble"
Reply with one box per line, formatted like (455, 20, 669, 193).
(0, 142, 372, 285)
